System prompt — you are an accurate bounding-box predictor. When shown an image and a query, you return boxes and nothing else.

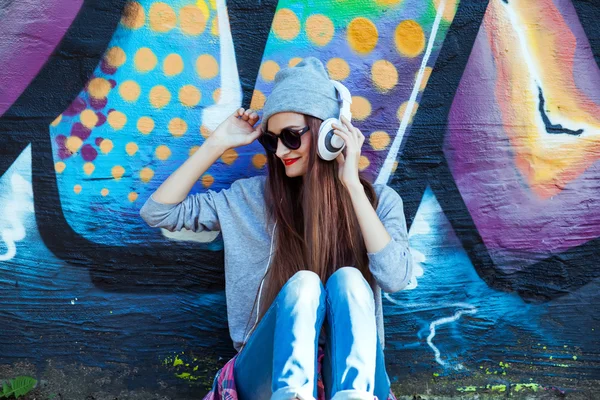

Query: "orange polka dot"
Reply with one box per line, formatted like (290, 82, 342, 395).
(149, 2, 176, 32)
(250, 90, 266, 110)
(395, 20, 425, 57)
(196, 54, 219, 79)
(221, 148, 238, 165)
(105, 47, 126, 68)
(88, 78, 111, 99)
(121, 1, 145, 29)
(252, 154, 267, 169)
(202, 174, 214, 188)
(347, 18, 378, 54)
(272, 8, 300, 41)
(305, 14, 334, 46)
(179, 5, 207, 35)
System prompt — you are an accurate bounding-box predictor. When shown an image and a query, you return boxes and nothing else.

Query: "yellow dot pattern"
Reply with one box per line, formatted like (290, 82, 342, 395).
(327, 58, 350, 81)
(119, 80, 141, 102)
(397, 101, 418, 123)
(371, 60, 398, 92)
(134, 47, 157, 72)
(100, 139, 114, 154)
(179, 5, 207, 36)
(140, 167, 154, 183)
(149, 85, 171, 108)
(260, 60, 280, 82)
(55, 162, 66, 174)
(395, 20, 425, 57)
(221, 149, 238, 165)
(168, 118, 188, 137)
(121, 1, 145, 29)
(84, 162, 95, 175)
(155, 144, 172, 160)
(179, 85, 201, 107)
(88, 78, 111, 99)
(196, 54, 219, 79)
(347, 18, 378, 54)
(101, 188, 109, 196)
(126, 142, 139, 155)
(80, 109, 98, 129)
(137, 117, 155, 135)
(105, 47, 126, 68)
(252, 154, 267, 169)
(112, 165, 125, 180)
(272, 9, 300, 41)
(370, 131, 391, 150)
(250, 90, 266, 110)
(149, 2, 176, 33)
(163, 53, 184, 76)
(212, 88, 221, 102)
(66, 136, 83, 153)
(288, 57, 302, 67)
(107, 110, 127, 130)
(201, 174, 214, 188)
(67, 5, 429, 198)
(351, 96, 372, 121)
(305, 14, 334, 47)
(51, 114, 62, 127)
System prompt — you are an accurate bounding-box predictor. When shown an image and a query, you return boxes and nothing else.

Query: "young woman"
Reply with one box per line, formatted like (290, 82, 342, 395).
(140, 57, 413, 400)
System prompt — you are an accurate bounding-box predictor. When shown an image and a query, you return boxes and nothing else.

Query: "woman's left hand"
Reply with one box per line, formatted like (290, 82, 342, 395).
(332, 115, 365, 191)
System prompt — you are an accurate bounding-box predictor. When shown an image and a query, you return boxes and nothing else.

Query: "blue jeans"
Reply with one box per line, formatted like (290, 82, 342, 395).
(233, 267, 391, 400)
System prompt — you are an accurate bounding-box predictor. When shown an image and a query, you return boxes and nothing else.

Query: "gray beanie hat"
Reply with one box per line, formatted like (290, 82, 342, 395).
(260, 57, 340, 130)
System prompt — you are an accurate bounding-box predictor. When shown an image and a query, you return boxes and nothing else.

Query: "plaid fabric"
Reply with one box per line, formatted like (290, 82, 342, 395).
(203, 346, 397, 400)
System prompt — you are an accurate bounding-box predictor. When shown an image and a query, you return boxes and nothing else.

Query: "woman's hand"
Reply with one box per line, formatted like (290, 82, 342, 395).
(207, 108, 262, 150)
(332, 115, 365, 191)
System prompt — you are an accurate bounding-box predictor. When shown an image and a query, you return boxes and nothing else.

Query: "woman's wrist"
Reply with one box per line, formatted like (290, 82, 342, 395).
(204, 137, 229, 156)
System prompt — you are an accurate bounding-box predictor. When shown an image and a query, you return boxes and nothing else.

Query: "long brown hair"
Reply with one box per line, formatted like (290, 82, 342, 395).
(240, 114, 379, 350)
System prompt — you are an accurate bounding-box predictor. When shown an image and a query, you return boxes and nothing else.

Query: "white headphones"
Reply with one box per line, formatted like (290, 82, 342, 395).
(317, 80, 353, 161)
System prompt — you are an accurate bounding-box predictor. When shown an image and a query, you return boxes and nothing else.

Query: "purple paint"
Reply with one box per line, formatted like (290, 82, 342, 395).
(100, 60, 117, 75)
(90, 97, 108, 110)
(445, 17, 600, 270)
(81, 144, 98, 161)
(63, 97, 86, 116)
(96, 112, 106, 126)
(71, 122, 92, 141)
(0, 0, 83, 117)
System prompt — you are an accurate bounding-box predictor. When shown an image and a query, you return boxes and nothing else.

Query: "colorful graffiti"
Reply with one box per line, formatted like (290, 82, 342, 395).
(1, 0, 599, 398)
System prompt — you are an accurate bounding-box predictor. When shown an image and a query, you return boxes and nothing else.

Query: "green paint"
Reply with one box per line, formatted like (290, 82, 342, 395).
(489, 384, 506, 392)
(514, 383, 540, 392)
(173, 355, 184, 367)
(573, 355, 578, 360)
(457, 386, 477, 392)
(433, 372, 439, 377)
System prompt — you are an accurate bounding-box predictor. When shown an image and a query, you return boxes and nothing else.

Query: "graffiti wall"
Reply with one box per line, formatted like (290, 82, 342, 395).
(1, 0, 599, 398)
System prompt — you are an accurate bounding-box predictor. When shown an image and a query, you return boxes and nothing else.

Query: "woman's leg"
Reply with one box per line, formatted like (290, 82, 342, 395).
(322, 267, 391, 400)
(234, 270, 327, 400)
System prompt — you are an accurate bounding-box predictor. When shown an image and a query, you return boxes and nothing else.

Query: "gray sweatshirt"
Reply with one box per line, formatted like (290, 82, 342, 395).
(139, 175, 412, 353)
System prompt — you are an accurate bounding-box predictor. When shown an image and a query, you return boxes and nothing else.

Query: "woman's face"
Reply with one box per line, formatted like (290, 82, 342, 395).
(267, 112, 312, 177)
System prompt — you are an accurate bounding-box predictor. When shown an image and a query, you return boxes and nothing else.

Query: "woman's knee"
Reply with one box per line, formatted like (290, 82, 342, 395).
(325, 267, 374, 307)
(279, 270, 325, 305)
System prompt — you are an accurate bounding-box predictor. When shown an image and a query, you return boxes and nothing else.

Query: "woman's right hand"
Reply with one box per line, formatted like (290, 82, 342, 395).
(208, 107, 262, 150)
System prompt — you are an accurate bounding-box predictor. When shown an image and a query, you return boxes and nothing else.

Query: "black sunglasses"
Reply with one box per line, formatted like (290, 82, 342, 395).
(258, 126, 310, 153)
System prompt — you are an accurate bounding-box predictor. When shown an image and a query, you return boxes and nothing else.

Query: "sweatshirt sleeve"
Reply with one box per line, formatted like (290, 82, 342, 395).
(367, 185, 413, 293)
(139, 189, 222, 233)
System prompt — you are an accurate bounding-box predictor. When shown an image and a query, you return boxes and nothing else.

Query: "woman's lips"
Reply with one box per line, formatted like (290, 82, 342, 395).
(283, 158, 300, 166)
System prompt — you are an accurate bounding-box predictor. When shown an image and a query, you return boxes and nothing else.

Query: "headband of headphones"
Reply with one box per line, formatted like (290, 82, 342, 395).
(330, 80, 353, 122)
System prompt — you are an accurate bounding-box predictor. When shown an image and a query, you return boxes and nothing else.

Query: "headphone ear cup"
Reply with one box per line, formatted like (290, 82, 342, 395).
(317, 118, 345, 161)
